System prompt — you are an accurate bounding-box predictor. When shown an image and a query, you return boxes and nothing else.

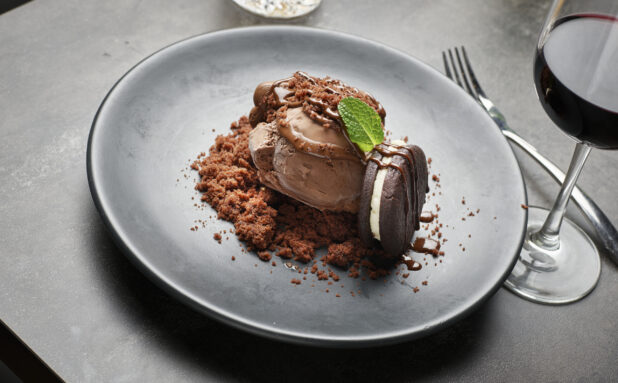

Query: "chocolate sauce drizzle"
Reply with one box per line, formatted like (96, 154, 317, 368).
(270, 77, 300, 107)
(412, 237, 441, 256)
(403, 256, 423, 271)
(419, 211, 435, 223)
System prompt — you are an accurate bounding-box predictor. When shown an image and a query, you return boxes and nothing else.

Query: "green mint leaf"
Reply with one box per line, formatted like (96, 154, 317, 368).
(337, 97, 384, 152)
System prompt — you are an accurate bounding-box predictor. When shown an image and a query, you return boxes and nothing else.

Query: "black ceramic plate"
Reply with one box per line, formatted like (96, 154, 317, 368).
(88, 26, 527, 347)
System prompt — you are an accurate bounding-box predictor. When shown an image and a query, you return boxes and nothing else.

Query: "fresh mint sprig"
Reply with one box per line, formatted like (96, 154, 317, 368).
(337, 97, 384, 152)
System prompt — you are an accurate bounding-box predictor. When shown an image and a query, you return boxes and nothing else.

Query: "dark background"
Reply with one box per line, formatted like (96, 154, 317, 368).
(0, 0, 30, 15)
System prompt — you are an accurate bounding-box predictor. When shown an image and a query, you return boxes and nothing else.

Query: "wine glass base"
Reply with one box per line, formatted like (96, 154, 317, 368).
(504, 206, 601, 305)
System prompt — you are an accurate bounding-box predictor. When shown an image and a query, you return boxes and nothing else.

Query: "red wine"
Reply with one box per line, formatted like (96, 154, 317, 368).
(534, 14, 618, 149)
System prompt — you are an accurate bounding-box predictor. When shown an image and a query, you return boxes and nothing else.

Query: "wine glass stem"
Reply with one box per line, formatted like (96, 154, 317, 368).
(532, 142, 592, 250)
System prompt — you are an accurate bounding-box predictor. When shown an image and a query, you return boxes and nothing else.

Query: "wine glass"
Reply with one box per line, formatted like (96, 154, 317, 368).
(504, 0, 618, 304)
(232, 0, 321, 19)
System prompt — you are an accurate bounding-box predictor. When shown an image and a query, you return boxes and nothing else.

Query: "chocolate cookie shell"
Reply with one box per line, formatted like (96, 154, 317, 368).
(409, 145, 428, 230)
(358, 143, 429, 256)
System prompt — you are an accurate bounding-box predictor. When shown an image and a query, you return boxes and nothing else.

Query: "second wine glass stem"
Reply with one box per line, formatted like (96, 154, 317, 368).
(532, 142, 592, 250)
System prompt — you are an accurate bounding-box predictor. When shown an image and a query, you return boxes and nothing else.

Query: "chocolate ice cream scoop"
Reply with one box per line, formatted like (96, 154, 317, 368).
(248, 72, 386, 213)
(249, 108, 364, 212)
(358, 141, 429, 256)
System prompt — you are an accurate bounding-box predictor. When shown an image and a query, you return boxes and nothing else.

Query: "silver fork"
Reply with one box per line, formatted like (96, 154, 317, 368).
(443, 46, 618, 265)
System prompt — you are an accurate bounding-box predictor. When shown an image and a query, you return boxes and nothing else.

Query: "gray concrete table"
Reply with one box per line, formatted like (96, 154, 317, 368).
(1, 0, 617, 381)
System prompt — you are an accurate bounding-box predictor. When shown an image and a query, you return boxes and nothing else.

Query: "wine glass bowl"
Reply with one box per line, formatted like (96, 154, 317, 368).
(534, 14, 618, 150)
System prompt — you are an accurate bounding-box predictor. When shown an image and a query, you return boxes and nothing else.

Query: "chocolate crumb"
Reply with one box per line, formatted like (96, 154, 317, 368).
(258, 251, 272, 262)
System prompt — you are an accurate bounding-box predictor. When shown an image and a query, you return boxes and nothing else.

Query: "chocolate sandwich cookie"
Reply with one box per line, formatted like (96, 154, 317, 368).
(358, 141, 429, 256)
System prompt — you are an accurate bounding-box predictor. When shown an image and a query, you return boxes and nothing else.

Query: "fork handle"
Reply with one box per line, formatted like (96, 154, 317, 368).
(503, 129, 618, 265)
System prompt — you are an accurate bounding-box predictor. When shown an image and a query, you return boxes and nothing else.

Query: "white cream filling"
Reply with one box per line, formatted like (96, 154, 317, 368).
(369, 156, 391, 240)
(369, 140, 406, 240)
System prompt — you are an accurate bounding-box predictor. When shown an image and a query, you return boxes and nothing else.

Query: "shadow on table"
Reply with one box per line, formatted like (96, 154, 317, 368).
(88, 213, 492, 382)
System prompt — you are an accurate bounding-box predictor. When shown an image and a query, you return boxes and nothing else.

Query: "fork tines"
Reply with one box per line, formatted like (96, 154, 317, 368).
(442, 46, 484, 100)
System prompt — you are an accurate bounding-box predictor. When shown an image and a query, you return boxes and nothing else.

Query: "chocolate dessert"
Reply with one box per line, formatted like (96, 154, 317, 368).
(192, 71, 430, 281)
